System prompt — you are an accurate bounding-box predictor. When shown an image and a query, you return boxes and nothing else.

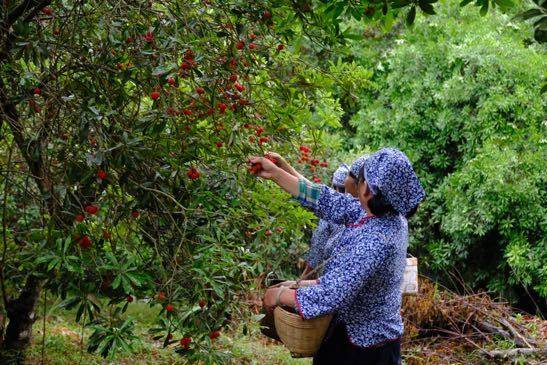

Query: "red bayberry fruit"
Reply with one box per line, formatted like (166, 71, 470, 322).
(236, 41, 245, 50)
(102, 230, 111, 239)
(243, 123, 251, 129)
(258, 136, 269, 145)
(144, 31, 154, 43)
(85, 205, 99, 215)
(311, 159, 320, 166)
(150, 91, 160, 100)
(184, 49, 194, 60)
(263, 10, 272, 19)
(215, 141, 223, 148)
(249, 42, 256, 50)
(265, 155, 278, 164)
(167, 77, 175, 86)
(182, 109, 192, 116)
(180, 336, 192, 349)
(249, 162, 262, 175)
(79, 235, 91, 249)
(234, 82, 245, 92)
(127, 295, 133, 302)
(125, 36, 134, 43)
(217, 103, 227, 114)
(131, 210, 140, 218)
(41, 7, 53, 15)
(320, 161, 329, 167)
(245, 231, 253, 238)
(165, 304, 174, 312)
(53, 28, 61, 36)
(75, 214, 85, 222)
(255, 126, 265, 136)
(196, 87, 205, 94)
(299, 145, 310, 153)
(229, 75, 238, 82)
(97, 169, 107, 180)
(276, 227, 284, 233)
(181, 61, 192, 70)
(209, 331, 220, 340)
(248, 135, 255, 143)
(199, 299, 206, 309)
(249, 33, 257, 40)
(187, 167, 200, 180)
(313, 176, 322, 183)
(265, 229, 272, 236)
(33, 87, 41, 95)
(277, 44, 285, 51)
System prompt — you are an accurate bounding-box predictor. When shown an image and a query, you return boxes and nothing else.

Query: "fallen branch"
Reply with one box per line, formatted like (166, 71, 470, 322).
(485, 347, 547, 359)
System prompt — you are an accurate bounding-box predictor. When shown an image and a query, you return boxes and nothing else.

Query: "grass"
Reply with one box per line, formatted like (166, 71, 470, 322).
(25, 298, 311, 364)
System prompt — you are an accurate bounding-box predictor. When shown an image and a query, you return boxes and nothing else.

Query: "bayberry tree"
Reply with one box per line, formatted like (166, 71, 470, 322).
(0, 0, 515, 363)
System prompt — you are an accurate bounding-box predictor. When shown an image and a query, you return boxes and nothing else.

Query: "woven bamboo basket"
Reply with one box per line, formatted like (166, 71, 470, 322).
(274, 306, 332, 358)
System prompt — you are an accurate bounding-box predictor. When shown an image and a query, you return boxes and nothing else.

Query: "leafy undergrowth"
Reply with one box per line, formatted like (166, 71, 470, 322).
(27, 288, 546, 364)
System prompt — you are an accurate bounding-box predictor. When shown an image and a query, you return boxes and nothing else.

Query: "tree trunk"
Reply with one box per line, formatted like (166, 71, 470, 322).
(0, 275, 42, 364)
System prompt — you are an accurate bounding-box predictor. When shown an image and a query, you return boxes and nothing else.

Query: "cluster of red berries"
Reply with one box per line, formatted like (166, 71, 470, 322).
(209, 330, 220, 341)
(180, 336, 192, 350)
(297, 145, 329, 183)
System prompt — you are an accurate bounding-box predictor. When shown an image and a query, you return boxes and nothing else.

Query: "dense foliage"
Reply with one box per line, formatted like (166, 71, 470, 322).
(348, 3, 546, 304)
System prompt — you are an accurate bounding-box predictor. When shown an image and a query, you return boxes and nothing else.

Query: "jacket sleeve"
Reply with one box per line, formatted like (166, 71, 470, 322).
(305, 220, 332, 268)
(295, 233, 389, 319)
(296, 178, 363, 226)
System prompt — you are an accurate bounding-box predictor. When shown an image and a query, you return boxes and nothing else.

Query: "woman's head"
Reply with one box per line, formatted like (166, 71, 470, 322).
(357, 148, 425, 218)
(332, 164, 349, 194)
(345, 156, 368, 197)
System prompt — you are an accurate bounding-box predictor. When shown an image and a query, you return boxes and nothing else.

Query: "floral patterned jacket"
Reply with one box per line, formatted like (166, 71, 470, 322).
(295, 184, 407, 347)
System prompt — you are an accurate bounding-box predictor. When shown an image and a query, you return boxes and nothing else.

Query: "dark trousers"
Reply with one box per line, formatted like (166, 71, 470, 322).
(313, 324, 401, 365)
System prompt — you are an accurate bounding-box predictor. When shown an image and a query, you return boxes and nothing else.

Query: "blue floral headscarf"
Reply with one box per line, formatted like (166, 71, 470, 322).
(349, 155, 368, 179)
(331, 164, 349, 188)
(363, 148, 425, 217)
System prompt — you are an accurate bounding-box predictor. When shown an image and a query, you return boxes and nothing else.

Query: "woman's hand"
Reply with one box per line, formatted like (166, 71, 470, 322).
(263, 287, 280, 313)
(248, 156, 280, 180)
(270, 280, 297, 289)
(266, 151, 302, 178)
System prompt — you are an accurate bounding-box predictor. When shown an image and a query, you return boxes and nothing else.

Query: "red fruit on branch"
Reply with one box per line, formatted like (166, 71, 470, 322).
(199, 299, 206, 309)
(236, 41, 245, 50)
(310, 159, 320, 166)
(126, 295, 133, 302)
(249, 33, 257, 40)
(131, 210, 140, 218)
(276, 227, 284, 233)
(245, 231, 252, 238)
(229, 75, 238, 82)
(85, 205, 99, 215)
(144, 31, 154, 43)
(150, 91, 160, 100)
(209, 331, 220, 340)
(255, 126, 264, 136)
(299, 145, 310, 153)
(265, 155, 278, 164)
(167, 332, 173, 340)
(196, 87, 205, 94)
(265, 229, 272, 236)
(79, 236, 91, 249)
(181, 61, 192, 70)
(182, 109, 192, 116)
(33, 87, 41, 95)
(313, 176, 322, 183)
(102, 230, 111, 239)
(165, 304, 174, 312)
(277, 44, 285, 51)
(157, 292, 166, 301)
(184, 49, 194, 60)
(215, 141, 223, 148)
(180, 336, 192, 349)
(248, 135, 255, 143)
(41, 7, 53, 15)
(320, 161, 329, 167)
(249, 162, 262, 175)
(263, 10, 272, 19)
(125, 36, 134, 43)
(249, 42, 256, 50)
(234, 82, 245, 92)
(53, 28, 61, 36)
(167, 77, 175, 86)
(97, 169, 107, 180)
(187, 167, 200, 180)
(217, 103, 227, 114)
(75, 214, 85, 223)
(258, 136, 269, 145)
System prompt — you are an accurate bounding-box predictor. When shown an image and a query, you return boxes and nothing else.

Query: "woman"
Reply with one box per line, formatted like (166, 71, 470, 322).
(250, 148, 425, 364)
(303, 163, 349, 278)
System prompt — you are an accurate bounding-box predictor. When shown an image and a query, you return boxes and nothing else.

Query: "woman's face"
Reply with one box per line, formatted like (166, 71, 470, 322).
(344, 175, 358, 197)
(358, 180, 372, 210)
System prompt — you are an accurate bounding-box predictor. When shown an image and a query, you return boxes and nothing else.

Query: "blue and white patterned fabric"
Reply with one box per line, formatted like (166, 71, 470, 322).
(363, 148, 425, 217)
(331, 164, 349, 188)
(295, 185, 407, 347)
(349, 155, 368, 179)
(305, 219, 335, 268)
